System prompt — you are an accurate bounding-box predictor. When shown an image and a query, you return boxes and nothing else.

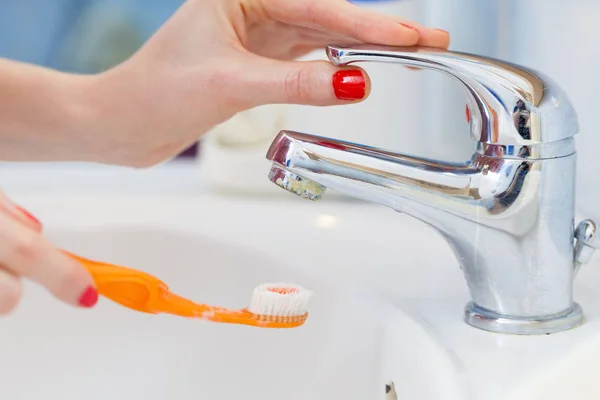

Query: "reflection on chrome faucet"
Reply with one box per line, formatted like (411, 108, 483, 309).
(470, 153, 531, 214)
(266, 44, 600, 335)
(513, 99, 531, 140)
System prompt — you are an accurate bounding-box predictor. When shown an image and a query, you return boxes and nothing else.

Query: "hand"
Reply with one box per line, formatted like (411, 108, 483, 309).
(79, 0, 450, 166)
(0, 191, 97, 314)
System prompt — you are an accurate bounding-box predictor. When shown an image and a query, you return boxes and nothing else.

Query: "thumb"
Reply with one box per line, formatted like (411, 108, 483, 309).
(239, 58, 371, 107)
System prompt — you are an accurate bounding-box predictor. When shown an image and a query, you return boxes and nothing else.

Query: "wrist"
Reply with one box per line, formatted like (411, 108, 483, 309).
(0, 59, 99, 162)
(62, 62, 165, 167)
(49, 72, 100, 161)
(80, 63, 157, 166)
(84, 58, 231, 167)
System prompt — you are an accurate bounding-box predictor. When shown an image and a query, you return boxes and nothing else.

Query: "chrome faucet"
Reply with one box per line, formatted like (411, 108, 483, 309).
(266, 44, 600, 335)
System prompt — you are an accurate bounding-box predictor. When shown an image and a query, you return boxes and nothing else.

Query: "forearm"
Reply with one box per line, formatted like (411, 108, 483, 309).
(0, 58, 96, 162)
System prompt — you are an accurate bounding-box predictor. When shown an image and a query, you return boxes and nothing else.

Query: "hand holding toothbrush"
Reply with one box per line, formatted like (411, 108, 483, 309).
(0, 190, 98, 315)
(0, 191, 312, 326)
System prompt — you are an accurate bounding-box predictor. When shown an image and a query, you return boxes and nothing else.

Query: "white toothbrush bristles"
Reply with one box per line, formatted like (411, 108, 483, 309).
(248, 283, 313, 317)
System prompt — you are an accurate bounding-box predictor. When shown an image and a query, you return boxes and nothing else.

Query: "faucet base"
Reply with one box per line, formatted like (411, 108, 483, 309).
(464, 302, 584, 335)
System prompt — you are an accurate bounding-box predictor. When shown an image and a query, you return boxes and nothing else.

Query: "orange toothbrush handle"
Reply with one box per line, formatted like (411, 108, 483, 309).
(62, 251, 212, 317)
(61, 251, 308, 329)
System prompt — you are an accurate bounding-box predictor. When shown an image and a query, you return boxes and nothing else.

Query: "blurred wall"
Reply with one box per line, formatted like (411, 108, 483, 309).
(0, 0, 183, 71)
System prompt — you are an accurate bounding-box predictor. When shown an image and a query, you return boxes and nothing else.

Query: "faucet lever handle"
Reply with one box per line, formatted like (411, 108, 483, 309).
(326, 44, 578, 148)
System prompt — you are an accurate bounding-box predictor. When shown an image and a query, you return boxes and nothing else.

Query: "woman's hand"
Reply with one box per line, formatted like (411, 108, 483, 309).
(82, 0, 449, 166)
(0, 191, 97, 314)
(0, 0, 449, 166)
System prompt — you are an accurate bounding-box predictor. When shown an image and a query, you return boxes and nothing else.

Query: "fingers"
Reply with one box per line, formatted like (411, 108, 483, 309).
(270, 0, 419, 46)
(266, 0, 450, 49)
(337, 1, 450, 48)
(320, 3, 420, 46)
(0, 201, 98, 314)
(414, 27, 450, 49)
(238, 57, 371, 107)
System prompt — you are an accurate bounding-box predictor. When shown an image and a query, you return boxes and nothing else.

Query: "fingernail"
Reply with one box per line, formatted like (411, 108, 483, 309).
(400, 23, 419, 33)
(15, 206, 41, 227)
(78, 286, 98, 308)
(435, 28, 449, 34)
(332, 70, 366, 101)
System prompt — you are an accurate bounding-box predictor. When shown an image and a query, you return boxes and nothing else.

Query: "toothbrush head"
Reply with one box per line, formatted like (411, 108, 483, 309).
(246, 283, 313, 324)
(204, 282, 313, 328)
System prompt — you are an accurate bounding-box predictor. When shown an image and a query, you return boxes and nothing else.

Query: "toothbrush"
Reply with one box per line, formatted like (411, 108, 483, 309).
(62, 250, 312, 328)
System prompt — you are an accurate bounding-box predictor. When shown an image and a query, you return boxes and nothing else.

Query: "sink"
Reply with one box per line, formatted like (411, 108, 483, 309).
(2, 161, 600, 399)
(0, 226, 399, 400)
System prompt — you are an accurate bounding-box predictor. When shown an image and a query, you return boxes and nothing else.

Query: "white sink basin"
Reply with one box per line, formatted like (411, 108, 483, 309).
(0, 227, 392, 400)
(2, 161, 600, 400)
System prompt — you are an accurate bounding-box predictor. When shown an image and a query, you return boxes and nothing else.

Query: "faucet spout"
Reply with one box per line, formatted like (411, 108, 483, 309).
(265, 44, 597, 335)
(267, 130, 481, 215)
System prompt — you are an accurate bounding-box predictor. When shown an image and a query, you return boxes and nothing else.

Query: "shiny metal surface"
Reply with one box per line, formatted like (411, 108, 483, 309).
(574, 220, 599, 275)
(268, 164, 325, 201)
(464, 302, 584, 335)
(265, 44, 598, 335)
(327, 44, 578, 150)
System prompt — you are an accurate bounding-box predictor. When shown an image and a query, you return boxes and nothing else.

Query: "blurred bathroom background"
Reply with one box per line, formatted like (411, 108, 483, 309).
(0, 0, 599, 215)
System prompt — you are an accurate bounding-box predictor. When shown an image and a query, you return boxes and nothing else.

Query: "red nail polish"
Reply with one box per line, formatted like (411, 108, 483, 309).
(401, 23, 419, 33)
(466, 105, 471, 123)
(332, 70, 366, 101)
(15, 206, 41, 227)
(79, 286, 98, 308)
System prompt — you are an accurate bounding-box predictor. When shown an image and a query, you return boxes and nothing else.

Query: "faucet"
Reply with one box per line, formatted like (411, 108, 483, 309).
(265, 44, 600, 335)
